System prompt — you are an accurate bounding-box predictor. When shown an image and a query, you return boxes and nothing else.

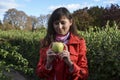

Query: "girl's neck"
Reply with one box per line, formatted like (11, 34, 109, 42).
(55, 32, 70, 44)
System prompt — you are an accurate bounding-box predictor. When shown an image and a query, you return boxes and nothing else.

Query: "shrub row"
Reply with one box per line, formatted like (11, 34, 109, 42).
(0, 26, 120, 80)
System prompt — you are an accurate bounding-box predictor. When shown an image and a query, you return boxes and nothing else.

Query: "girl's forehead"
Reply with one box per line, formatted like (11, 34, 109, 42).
(55, 16, 68, 20)
(55, 16, 69, 22)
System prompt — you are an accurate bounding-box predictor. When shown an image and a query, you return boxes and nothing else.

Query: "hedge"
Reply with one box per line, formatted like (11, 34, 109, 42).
(0, 26, 120, 80)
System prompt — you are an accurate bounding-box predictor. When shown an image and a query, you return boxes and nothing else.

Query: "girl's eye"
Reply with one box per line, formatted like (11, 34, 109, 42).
(54, 22, 59, 25)
(61, 21, 66, 25)
(54, 21, 66, 25)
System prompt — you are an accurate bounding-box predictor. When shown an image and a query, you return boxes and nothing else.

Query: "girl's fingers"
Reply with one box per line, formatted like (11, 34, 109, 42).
(47, 49, 56, 55)
(59, 50, 70, 59)
(63, 43, 68, 51)
(47, 49, 53, 53)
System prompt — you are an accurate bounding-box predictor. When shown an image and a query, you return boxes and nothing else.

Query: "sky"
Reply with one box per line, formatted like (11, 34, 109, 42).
(0, 0, 120, 20)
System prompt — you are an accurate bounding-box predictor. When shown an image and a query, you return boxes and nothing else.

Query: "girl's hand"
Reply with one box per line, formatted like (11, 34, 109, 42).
(58, 44, 73, 68)
(59, 50, 74, 72)
(46, 49, 56, 69)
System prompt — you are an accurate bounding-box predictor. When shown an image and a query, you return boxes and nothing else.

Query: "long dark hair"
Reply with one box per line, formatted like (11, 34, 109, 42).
(41, 7, 78, 47)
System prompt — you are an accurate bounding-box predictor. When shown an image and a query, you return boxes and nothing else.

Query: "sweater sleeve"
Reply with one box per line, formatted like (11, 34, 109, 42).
(36, 48, 52, 78)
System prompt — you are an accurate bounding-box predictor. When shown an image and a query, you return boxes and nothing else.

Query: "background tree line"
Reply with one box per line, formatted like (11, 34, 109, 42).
(0, 9, 50, 31)
(0, 4, 120, 31)
(72, 4, 120, 31)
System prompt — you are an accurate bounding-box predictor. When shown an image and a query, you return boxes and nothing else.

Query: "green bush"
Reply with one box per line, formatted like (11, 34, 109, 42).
(0, 30, 45, 80)
(0, 25, 120, 80)
(79, 26, 120, 80)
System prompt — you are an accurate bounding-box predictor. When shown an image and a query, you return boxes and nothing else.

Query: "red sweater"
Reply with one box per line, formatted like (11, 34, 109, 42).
(36, 33, 88, 80)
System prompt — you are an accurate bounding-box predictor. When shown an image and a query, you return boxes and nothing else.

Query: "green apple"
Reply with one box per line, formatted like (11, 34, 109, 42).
(51, 42, 64, 53)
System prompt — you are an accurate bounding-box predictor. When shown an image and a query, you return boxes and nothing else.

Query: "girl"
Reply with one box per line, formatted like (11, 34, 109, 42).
(36, 7, 88, 80)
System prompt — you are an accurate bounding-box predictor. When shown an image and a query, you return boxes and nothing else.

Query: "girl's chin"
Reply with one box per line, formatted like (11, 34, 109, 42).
(57, 32, 67, 36)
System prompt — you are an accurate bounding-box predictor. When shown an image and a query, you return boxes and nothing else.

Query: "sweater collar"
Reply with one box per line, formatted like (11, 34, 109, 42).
(67, 33, 81, 44)
(55, 32, 70, 44)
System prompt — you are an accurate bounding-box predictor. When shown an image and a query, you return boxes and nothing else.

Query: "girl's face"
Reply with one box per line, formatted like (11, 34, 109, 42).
(53, 16, 72, 35)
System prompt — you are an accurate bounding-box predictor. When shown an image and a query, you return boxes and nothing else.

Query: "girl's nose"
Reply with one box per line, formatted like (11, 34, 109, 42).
(58, 23, 62, 29)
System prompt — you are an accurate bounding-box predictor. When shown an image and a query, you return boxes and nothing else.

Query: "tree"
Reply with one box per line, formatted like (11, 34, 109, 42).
(0, 20, 2, 29)
(29, 16, 38, 31)
(72, 7, 94, 31)
(37, 14, 50, 28)
(3, 8, 28, 30)
(102, 4, 120, 28)
(88, 6, 104, 27)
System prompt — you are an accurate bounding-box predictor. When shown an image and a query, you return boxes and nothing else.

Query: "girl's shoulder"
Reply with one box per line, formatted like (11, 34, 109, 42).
(69, 33, 85, 43)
